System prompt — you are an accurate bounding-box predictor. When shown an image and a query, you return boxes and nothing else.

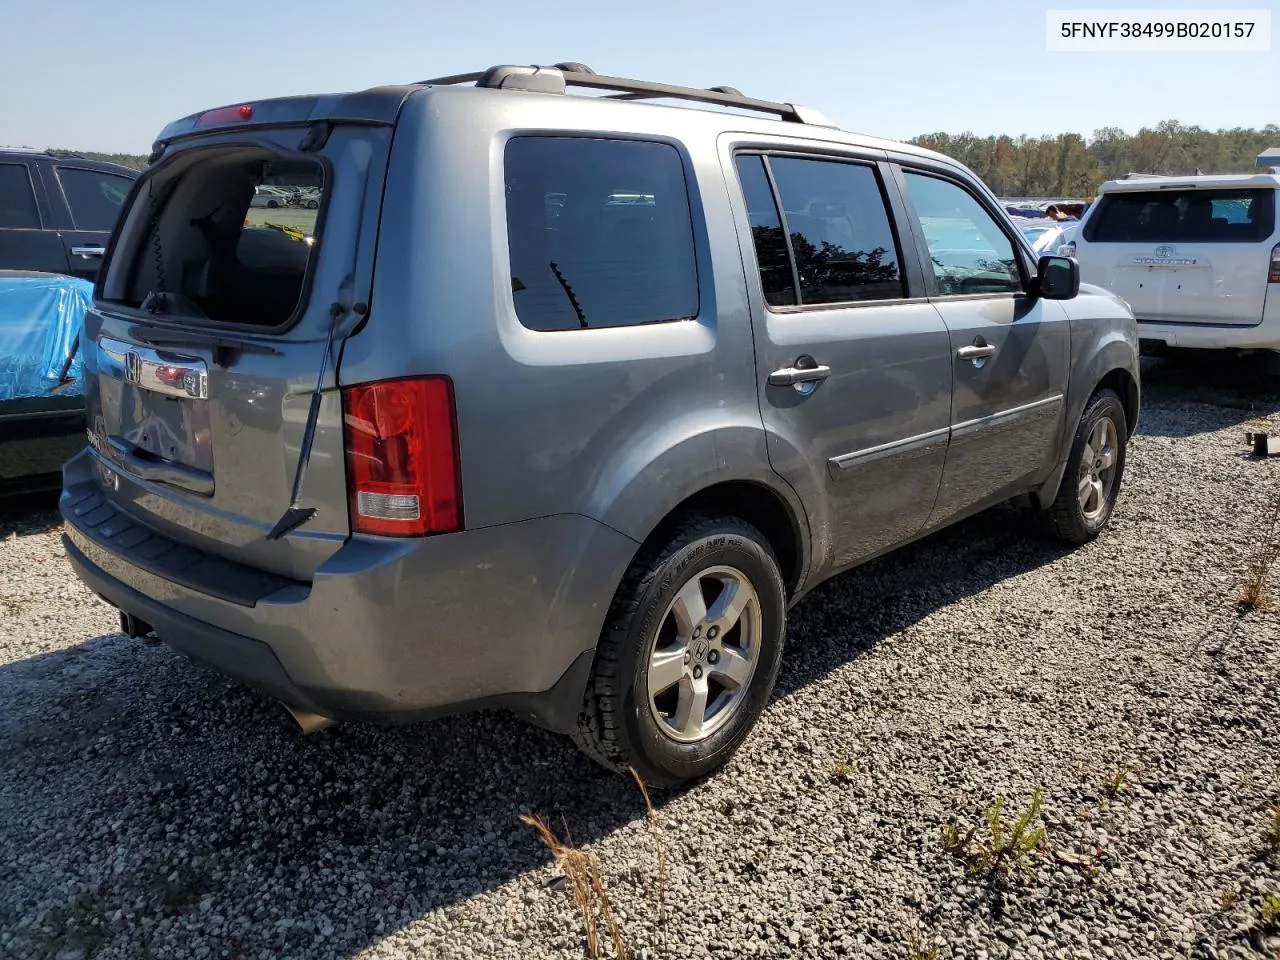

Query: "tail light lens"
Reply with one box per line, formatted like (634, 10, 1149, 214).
(1269, 243, 1280, 283)
(342, 377, 461, 537)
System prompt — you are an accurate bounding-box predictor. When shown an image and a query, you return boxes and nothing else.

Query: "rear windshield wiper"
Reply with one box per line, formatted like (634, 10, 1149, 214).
(128, 323, 282, 362)
(548, 261, 589, 329)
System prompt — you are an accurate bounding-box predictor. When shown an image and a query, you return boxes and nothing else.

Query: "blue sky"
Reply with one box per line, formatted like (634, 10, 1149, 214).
(0, 0, 1273, 153)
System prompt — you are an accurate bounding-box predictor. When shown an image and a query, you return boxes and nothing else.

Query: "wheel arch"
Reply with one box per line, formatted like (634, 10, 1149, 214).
(1035, 353, 1140, 509)
(1096, 366, 1140, 435)
(636, 479, 810, 599)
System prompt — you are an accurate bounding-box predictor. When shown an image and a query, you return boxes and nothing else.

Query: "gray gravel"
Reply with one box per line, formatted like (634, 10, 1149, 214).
(2, 356, 1280, 960)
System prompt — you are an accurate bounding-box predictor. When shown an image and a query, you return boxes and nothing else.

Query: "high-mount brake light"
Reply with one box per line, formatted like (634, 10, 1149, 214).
(196, 104, 254, 127)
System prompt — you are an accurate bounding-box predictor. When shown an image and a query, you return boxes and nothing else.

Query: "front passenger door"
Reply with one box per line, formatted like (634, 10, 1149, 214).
(897, 168, 1070, 527)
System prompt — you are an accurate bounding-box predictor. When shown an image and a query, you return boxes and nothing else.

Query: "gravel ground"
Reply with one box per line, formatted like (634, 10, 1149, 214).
(2, 356, 1280, 960)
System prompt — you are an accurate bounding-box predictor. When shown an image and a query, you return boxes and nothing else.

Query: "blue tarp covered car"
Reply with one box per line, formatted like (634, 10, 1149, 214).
(0, 272, 92, 495)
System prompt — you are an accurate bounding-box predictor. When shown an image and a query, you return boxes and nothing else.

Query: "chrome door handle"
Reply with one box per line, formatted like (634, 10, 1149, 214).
(956, 344, 997, 361)
(768, 364, 831, 386)
(71, 245, 105, 258)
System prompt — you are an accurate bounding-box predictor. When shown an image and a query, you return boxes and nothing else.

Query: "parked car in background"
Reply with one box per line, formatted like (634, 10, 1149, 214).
(1071, 171, 1280, 352)
(61, 63, 1139, 787)
(0, 150, 138, 279)
(0, 270, 91, 495)
(249, 186, 289, 208)
(1014, 218, 1077, 257)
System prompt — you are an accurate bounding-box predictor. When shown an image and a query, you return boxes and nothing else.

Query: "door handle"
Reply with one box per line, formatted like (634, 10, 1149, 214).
(956, 344, 997, 361)
(768, 363, 831, 386)
(71, 245, 105, 258)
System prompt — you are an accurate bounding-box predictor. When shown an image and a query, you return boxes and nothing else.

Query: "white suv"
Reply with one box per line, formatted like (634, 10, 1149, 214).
(1069, 170, 1280, 351)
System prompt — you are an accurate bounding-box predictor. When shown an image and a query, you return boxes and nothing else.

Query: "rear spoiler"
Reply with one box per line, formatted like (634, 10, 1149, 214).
(148, 86, 417, 163)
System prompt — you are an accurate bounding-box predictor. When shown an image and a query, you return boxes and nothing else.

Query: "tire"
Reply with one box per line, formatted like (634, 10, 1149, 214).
(305, 199, 319, 210)
(266, 199, 279, 209)
(1043, 388, 1127, 545)
(574, 514, 787, 788)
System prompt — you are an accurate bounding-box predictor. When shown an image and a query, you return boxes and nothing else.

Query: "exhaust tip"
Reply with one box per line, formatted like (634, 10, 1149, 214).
(283, 704, 336, 735)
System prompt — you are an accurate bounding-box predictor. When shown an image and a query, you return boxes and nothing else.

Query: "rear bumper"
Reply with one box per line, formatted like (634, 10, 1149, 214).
(60, 452, 639, 731)
(1135, 300, 1280, 351)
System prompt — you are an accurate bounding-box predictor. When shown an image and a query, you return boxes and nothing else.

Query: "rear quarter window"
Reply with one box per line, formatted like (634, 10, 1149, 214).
(504, 137, 699, 331)
(1085, 188, 1276, 243)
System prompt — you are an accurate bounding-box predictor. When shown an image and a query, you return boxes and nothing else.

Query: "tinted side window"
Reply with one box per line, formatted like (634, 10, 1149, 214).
(904, 173, 1021, 296)
(505, 138, 698, 331)
(56, 167, 133, 231)
(768, 157, 904, 304)
(0, 163, 40, 229)
(734, 155, 797, 307)
(1085, 188, 1276, 243)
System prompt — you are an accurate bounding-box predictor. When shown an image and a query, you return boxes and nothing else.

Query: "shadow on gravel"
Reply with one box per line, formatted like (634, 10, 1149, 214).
(0, 504, 1069, 959)
(0, 490, 60, 539)
(1137, 353, 1280, 439)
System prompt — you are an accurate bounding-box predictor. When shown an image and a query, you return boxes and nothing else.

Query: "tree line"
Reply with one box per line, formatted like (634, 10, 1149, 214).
(48, 150, 149, 171)
(909, 120, 1278, 198)
(54, 119, 1278, 196)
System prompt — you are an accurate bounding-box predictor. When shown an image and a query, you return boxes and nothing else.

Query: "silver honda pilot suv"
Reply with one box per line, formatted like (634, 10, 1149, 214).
(61, 63, 1139, 787)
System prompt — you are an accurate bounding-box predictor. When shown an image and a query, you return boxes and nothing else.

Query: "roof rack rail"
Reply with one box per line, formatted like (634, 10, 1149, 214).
(419, 63, 836, 127)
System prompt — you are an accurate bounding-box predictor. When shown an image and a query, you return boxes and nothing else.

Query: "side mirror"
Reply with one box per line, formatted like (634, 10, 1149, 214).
(1036, 255, 1079, 300)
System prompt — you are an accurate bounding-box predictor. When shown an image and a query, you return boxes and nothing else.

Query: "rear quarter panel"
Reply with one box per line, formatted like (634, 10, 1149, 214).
(340, 88, 789, 550)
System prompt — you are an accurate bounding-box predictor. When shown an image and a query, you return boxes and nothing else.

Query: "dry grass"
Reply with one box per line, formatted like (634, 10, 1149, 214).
(906, 928, 941, 960)
(1265, 806, 1280, 851)
(828, 759, 858, 782)
(1239, 488, 1280, 611)
(628, 768, 667, 944)
(519, 769, 669, 960)
(520, 813, 630, 960)
(1219, 886, 1241, 913)
(942, 789, 1047, 878)
(1103, 766, 1132, 800)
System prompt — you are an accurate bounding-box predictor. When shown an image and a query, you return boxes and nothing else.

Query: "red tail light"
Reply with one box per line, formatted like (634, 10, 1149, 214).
(1269, 243, 1280, 283)
(342, 377, 461, 537)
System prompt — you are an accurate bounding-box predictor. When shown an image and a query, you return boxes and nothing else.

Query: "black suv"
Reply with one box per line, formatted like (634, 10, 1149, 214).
(0, 150, 138, 278)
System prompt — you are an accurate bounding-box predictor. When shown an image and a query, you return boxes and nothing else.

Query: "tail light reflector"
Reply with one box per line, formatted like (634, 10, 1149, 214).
(1269, 243, 1280, 283)
(342, 377, 461, 537)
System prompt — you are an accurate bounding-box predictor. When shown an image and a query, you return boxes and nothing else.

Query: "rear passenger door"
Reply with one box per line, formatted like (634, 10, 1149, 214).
(727, 145, 953, 576)
(48, 165, 134, 279)
(894, 166, 1070, 526)
(0, 161, 70, 275)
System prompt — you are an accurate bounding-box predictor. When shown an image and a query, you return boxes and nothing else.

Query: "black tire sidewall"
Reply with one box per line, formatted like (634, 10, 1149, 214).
(617, 525, 786, 786)
(1067, 390, 1128, 537)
